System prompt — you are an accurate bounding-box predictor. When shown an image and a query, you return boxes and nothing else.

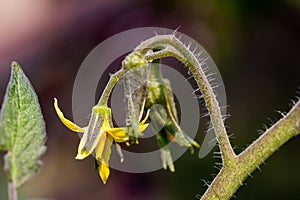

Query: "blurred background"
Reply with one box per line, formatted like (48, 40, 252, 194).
(1, 0, 300, 199)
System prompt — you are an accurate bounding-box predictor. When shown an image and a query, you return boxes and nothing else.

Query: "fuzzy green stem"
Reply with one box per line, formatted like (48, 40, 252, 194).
(8, 181, 18, 200)
(97, 69, 125, 106)
(200, 100, 300, 200)
(137, 35, 236, 164)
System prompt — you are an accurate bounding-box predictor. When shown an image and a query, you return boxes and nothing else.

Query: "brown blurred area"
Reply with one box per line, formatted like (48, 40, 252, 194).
(0, 0, 300, 199)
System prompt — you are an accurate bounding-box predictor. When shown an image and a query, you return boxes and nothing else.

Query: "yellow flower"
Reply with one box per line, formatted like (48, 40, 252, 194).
(54, 98, 149, 184)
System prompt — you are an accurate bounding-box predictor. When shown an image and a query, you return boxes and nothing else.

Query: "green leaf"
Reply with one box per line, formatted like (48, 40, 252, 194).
(0, 61, 47, 188)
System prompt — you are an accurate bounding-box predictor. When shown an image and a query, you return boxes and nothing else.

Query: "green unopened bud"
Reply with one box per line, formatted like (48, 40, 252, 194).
(146, 62, 199, 172)
(122, 51, 148, 70)
(123, 52, 148, 144)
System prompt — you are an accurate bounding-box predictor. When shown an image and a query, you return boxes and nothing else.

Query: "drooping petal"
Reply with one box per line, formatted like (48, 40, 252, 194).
(106, 127, 128, 143)
(76, 127, 104, 160)
(138, 123, 148, 133)
(75, 130, 92, 160)
(102, 134, 113, 162)
(109, 127, 146, 143)
(95, 132, 107, 160)
(108, 124, 148, 142)
(106, 111, 149, 143)
(75, 149, 90, 160)
(97, 134, 113, 184)
(98, 162, 110, 184)
(54, 98, 84, 132)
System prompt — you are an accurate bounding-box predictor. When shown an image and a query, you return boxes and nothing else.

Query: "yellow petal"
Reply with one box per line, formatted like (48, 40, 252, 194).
(107, 122, 148, 143)
(97, 134, 113, 184)
(76, 128, 104, 160)
(138, 123, 148, 133)
(106, 110, 149, 142)
(101, 118, 111, 130)
(98, 162, 110, 184)
(54, 98, 85, 132)
(75, 149, 90, 160)
(75, 130, 90, 159)
(113, 136, 128, 143)
(102, 134, 113, 163)
(106, 127, 128, 142)
(95, 133, 107, 160)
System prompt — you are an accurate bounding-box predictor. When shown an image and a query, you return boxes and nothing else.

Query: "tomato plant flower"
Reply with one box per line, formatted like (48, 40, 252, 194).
(54, 98, 149, 184)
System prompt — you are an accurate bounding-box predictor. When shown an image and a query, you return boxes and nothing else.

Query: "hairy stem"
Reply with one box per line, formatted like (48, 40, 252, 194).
(97, 69, 125, 106)
(200, 100, 300, 199)
(8, 181, 18, 200)
(138, 35, 236, 164)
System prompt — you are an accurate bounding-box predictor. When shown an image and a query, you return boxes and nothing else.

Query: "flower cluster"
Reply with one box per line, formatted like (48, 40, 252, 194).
(54, 51, 199, 184)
